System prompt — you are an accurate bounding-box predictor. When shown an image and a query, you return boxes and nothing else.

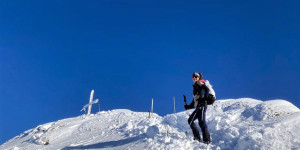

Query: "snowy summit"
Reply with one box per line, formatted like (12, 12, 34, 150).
(1, 98, 300, 150)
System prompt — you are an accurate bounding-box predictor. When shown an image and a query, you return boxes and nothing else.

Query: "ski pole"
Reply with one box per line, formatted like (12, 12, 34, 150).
(183, 95, 199, 126)
(189, 106, 199, 126)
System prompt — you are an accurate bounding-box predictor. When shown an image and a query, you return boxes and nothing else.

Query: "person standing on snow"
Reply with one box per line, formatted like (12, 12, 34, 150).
(184, 72, 213, 144)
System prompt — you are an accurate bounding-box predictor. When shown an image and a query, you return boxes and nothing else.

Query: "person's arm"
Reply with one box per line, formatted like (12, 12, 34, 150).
(195, 82, 210, 102)
(184, 97, 195, 110)
(189, 100, 195, 108)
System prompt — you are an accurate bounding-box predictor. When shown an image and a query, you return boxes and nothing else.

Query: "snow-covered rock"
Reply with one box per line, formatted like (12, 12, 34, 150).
(146, 125, 159, 138)
(1, 98, 299, 150)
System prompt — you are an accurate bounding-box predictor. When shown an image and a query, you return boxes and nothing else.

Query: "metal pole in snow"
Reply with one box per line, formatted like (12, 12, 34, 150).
(173, 96, 176, 114)
(87, 90, 94, 115)
(166, 126, 170, 138)
(151, 98, 154, 116)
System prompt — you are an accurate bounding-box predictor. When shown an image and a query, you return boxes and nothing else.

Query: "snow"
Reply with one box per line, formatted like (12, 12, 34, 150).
(146, 125, 159, 138)
(1, 98, 300, 150)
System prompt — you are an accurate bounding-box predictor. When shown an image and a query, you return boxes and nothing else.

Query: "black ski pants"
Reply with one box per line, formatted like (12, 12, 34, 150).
(188, 102, 211, 142)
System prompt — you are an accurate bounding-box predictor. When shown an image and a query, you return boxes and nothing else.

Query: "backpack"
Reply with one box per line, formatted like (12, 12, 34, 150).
(204, 80, 216, 105)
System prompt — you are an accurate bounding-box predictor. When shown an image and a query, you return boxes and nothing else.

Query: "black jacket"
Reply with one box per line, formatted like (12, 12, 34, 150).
(189, 81, 210, 107)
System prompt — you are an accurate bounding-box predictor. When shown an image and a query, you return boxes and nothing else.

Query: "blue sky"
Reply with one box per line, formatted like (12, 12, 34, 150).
(1, 0, 299, 144)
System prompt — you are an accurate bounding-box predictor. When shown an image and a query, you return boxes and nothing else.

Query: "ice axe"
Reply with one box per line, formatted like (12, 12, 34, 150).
(183, 95, 188, 110)
(184, 95, 189, 104)
(184, 95, 187, 104)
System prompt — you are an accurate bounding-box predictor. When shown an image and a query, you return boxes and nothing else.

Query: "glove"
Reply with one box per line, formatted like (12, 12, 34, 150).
(184, 104, 193, 110)
(184, 105, 189, 110)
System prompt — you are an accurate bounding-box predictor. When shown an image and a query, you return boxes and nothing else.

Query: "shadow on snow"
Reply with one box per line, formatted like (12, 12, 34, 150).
(62, 134, 146, 150)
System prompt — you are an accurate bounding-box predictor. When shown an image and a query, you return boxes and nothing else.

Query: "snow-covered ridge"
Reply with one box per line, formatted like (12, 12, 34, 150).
(1, 98, 299, 150)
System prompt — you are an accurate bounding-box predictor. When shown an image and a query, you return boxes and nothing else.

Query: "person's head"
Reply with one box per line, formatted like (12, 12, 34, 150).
(192, 72, 203, 82)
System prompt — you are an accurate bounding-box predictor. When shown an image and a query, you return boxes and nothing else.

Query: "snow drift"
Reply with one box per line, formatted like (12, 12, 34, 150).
(1, 98, 299, 150)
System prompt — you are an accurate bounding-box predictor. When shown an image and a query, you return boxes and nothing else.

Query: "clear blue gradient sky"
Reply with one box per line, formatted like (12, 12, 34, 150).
(1, 0, 299, 144)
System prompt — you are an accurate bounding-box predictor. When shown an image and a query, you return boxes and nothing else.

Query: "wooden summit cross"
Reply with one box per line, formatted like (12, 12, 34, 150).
(81, 90, 99, 115)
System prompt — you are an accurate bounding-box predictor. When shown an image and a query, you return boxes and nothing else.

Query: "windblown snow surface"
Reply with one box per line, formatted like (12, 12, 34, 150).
(1, 98, 300, 150)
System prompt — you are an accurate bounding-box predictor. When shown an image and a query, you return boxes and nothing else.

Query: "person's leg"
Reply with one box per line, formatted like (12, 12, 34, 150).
(198, 103, 211, 143)
(188, 108, 200, 140)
